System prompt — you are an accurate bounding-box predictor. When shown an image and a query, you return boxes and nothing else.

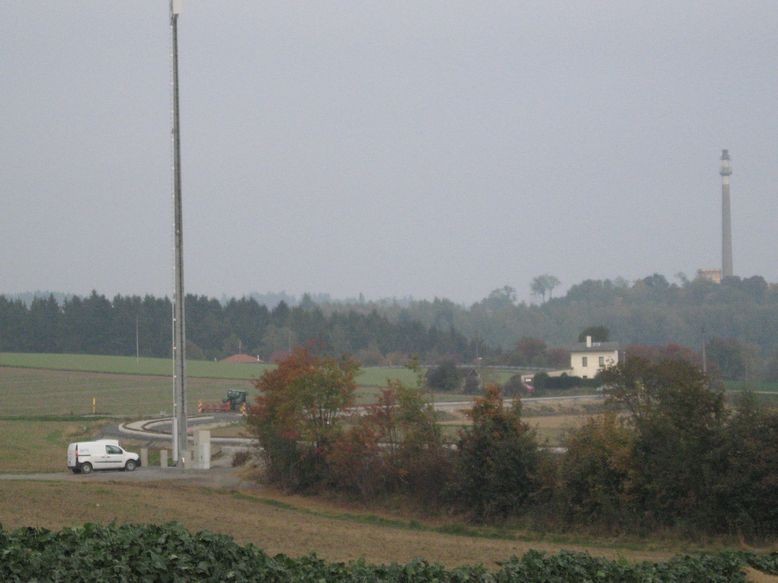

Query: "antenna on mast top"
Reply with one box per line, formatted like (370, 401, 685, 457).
(172, 0, 183, 15)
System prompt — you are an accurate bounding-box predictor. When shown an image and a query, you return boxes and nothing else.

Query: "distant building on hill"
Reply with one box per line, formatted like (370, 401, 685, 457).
(568, 336, 619, 379)
(521, 335, 620, 384)
(697, 268, 722, 284)
(221, 353, 263, 364)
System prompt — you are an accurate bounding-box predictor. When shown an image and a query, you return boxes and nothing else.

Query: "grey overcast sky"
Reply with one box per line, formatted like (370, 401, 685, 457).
(1, 1, 776, 304)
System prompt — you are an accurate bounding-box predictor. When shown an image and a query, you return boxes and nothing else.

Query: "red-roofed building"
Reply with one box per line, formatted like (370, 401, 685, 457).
(221, 353, 263, 364)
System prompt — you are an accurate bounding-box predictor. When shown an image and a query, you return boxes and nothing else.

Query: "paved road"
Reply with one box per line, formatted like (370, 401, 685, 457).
(108, 394, 602, 444)
(102, 413, 254, 446)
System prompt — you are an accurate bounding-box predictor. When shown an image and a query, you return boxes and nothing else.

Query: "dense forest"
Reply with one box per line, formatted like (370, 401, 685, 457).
(0, 292, 475, 363)
(319, 274, 778, 350)
(3, 273, 778, 379)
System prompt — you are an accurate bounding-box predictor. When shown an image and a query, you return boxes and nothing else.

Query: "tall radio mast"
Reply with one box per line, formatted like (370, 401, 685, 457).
(170, 0, 188, 466)
(720, 149, 734, 278)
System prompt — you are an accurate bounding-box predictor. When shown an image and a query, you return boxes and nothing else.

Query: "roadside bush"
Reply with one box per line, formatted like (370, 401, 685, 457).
(462, 368, 481, 394)
(328, 421, 389, 500)
(231, 449, 251, 467)
(502, 374, 529, 397)
(247, 348, 358, 492)
(553, 361, 778, 538)
(426, 360, 462, 391)
(386, 380, 452, 506)
(449, 385, 544, 521)
(532, 372, 600, 390)
(312, 375, 452, 507)
(711, 392, 778, 536)
(602, 357, 728, 532)
(557, 412, 634, 530)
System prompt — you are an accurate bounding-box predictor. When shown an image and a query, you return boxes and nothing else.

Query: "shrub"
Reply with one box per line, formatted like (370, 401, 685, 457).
(450, 385, 543, 521)
(502, 374, 529, 397)
(425, 360, 462, 391)
(532, 372, 600, 390)
(557, 412, 634, 530)
(247, 348, 358, 491)
(601, 357, 728, 531)
(231, 449, 251, 467)
(711, 392, 778, 536)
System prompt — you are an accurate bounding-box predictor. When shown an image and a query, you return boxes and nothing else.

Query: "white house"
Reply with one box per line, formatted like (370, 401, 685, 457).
(569, 336, 619, 379)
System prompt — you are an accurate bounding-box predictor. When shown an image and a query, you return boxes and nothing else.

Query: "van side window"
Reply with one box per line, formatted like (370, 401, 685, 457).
(106, 445, 122, 454)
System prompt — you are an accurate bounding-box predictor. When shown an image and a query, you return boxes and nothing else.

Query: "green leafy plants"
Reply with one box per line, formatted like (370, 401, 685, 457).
(0, 523, 775, 582)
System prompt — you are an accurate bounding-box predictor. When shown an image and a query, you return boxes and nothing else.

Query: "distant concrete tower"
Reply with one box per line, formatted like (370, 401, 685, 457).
(720, 149, 733, 278)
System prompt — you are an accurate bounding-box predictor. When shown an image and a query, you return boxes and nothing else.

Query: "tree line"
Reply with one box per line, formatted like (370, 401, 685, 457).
(5, 272, 778, 375)
(331, 273, 778, 350)
(248, 349, 778, 538)
(0, 292, 479, 362)
(308, 274, 778, 380)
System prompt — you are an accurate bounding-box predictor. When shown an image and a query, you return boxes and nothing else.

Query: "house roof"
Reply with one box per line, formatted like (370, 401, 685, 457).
(569, 342, 620, 354)
(221, 353, 263, 364)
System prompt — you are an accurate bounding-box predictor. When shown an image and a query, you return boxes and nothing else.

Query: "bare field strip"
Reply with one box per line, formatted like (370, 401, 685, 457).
(0, 479, 682, 568)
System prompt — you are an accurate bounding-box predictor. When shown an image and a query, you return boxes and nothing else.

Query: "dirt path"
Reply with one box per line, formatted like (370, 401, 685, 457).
(0, 466, 250, 489)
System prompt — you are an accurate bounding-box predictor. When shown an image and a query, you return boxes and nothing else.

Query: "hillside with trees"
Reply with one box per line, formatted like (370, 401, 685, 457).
(3, 273, 778, 380)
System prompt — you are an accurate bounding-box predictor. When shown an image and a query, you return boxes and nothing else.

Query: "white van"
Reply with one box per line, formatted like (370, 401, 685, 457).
(67, 440, 140, 474)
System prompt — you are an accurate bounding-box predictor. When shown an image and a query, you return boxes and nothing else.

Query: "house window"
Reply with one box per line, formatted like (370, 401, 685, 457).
(599, 356, 605, 367)
(582, 356, 588, 367)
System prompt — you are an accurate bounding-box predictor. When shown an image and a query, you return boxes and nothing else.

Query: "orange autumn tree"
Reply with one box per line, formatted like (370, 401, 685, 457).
(248, 347, 358, 491)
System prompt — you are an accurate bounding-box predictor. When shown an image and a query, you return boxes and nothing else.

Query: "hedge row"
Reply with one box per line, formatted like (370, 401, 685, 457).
(1, 523, 776, 582)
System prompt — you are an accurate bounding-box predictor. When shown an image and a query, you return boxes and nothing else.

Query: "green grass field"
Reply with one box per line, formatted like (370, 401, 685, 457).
(0, 367, 254, 417)
(0, 367, 477, 417)
(0, 353, 458, 417)
(724, 380, 778, 393)
(0, 419, 110, 472)
(0, 352, 419, 387)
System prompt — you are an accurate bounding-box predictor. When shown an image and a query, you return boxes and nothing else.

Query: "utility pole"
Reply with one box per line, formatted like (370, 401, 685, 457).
(135, 315, 140, 363)
(170, 0, 188, 467)
(701, 324, 707, 374)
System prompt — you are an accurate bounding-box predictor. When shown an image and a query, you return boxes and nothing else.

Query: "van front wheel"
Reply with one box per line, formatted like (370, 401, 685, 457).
(80, 462, 93, 474)
(125, 460, 137, 472)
